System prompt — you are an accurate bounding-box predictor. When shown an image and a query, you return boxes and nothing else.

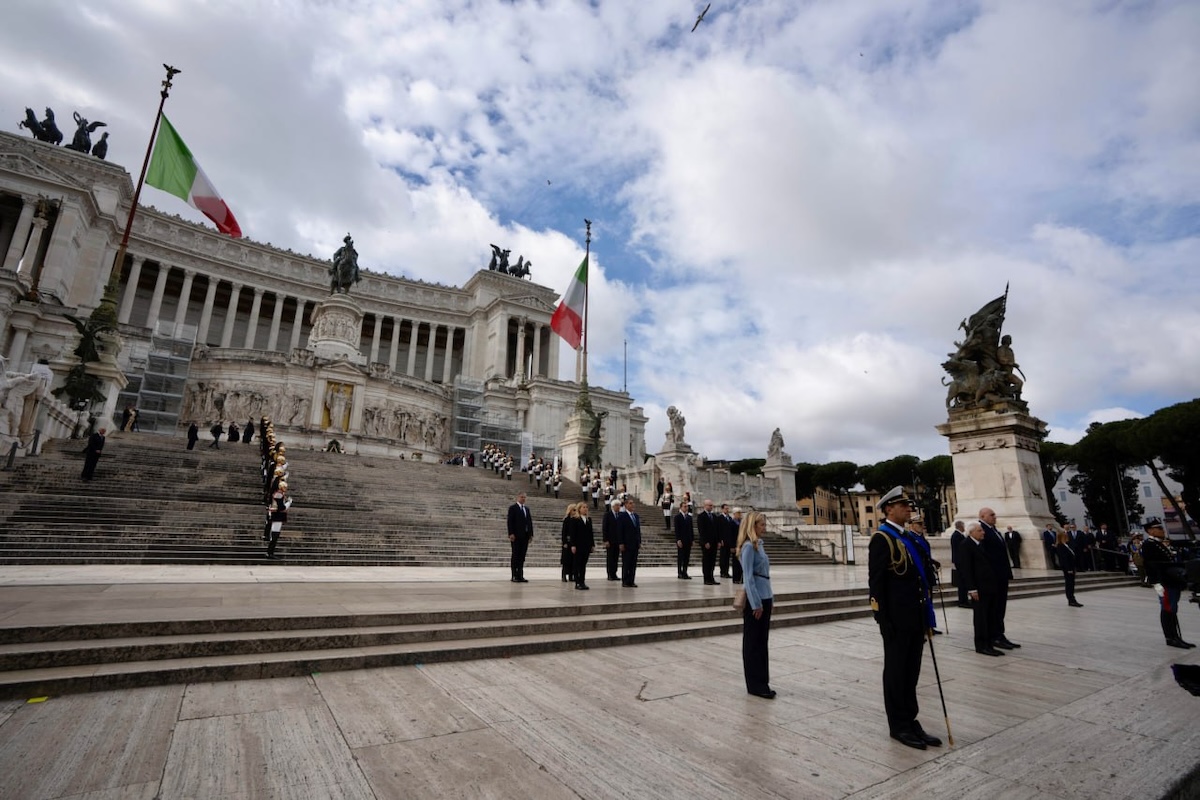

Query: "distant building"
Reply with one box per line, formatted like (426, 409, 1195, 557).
(1051, 465, 1189, 533)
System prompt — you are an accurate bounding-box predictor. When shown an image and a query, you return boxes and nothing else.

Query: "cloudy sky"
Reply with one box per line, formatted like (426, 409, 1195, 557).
(4, 0, 1198, 464)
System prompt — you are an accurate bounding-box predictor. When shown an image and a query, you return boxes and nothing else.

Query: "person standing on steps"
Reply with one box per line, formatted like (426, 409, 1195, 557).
(507, 492, 534, 583)
(209, 421, 223, 449)
(674, 501, 694, 579)
(186, 421, 199, 450)
(602, 498, 622, 581)
(242, 418, 254, 444)
(618, 498, 642, 587)
(570, 502, 595, 590)
(698, 499, 721, 585)
(80, 427, 106, 481)
(1004, 526, 1023, 569)
(265, 481, 291, 560)
(560, 503, 578, 584)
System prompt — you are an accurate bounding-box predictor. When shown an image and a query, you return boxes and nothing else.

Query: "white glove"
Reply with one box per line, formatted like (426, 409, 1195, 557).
(1153, 583, 1164, 598)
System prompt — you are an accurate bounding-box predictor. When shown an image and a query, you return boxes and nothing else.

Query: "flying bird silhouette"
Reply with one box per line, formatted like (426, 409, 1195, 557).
(691, 3, 711, 32)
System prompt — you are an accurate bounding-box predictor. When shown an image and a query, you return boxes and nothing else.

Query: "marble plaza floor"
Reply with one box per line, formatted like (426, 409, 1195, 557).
(0, 564, 1196, 799)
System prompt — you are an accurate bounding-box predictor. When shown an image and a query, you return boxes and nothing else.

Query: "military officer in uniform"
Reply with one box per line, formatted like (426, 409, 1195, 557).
(1141, 518, 1195, 649)
(868, 486, 942, 751)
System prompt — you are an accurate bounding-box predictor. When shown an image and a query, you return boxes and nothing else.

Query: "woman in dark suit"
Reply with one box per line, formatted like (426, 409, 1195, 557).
(560, 504, 579, 583)
(1055, 529, 1083, 607)
(571, 502, 595, 590)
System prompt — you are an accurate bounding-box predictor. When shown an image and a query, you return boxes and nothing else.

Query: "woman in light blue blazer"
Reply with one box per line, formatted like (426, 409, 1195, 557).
(739, 511, 775, 698)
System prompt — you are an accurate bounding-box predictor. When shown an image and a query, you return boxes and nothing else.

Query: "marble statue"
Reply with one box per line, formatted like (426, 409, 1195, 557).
(767, 427, 785, 459)
(0, 356, 49, 445)
(665, 405, 686, 446)
(324, 383, 351, 431)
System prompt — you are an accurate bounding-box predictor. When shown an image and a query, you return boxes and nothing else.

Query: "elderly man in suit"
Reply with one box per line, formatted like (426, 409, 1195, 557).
(697, 499, 721, 585)
(674, 502, 694, 579)
(506, 492, 534, 583)
(959, 521, 1005, 656)
(602, 498, 622, 581)
(979, 508, 1019, 650)
(80, 427, 107, 481)
(949, 520, 970, 607)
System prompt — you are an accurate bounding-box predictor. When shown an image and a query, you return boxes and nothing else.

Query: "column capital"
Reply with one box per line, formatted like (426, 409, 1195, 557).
(252, 285, 265, 297)
(182, 268, 197, 279)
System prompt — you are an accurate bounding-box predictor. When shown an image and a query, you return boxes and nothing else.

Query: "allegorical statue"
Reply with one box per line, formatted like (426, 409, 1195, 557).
(488, 244, 511, 273)
(767, 428, 785, 459)
(941, 286, 1025, 410)
(91, 132, 109, 160)
(665, 405, 687, 446)
(64, 111, 106, 154)
(330, 234, 361, 294)
(18, 107, 64, 145)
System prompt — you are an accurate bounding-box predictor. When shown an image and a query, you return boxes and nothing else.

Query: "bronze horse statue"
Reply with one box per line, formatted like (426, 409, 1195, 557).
(19, 107, 63, 145)
(329, 235, 361, 294)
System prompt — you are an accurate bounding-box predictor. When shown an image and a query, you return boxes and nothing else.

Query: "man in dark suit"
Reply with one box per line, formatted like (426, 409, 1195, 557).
(674, 502, 694, 579)
(959, 521, 1004, 656)
(1042, 525, 1058, 569)
(949, 520, 970, 607)
(868, 486, 940, 751)
(618, 498, 642, 587)
(506, 492, 533, 583)
(186, 422, 199, 450)
(979, 508, 1018, 650)
(602, 499, 622, 581)
(1004, 526, 1022, 569)
(728, 507, 744, 583)
(697, 499, 721, 584)
(80, 427, 106, 481)
(718, 503, 735, 578)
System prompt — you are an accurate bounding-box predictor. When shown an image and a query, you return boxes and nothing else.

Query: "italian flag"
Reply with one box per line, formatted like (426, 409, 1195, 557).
(550, 255, 588, 349)
(146, 115, 242, 238)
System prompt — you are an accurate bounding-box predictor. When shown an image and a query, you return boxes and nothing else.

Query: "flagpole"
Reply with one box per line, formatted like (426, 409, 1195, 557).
(94, 64, 181, 326)
(581, 218, 591, 386)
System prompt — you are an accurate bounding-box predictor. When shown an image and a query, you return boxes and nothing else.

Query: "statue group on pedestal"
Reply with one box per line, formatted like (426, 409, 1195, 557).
(942, 289, 1026, 410)
(18, 107, 110, 160)
(487, 245, 532, 279)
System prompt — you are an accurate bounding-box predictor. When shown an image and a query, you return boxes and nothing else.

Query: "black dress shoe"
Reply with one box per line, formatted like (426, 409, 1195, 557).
(704, 580, 716, 585)
(748, 689, 776, 699)
(976, 648, 1004, 656)
(607, 576, 618, 581)
(623, 583, 637, 587)
(1167, 638, 1192, 649)
(956, 602, 972, 608)
(1069, 601, 1084, 607)
(931, 629, 943, 635)
(911, 725, 942, 747)
(576, 584, 590, 590)
(682, 575, 692, 579)
(992, 640, 1014, 650)
(890, 731, 927, 750)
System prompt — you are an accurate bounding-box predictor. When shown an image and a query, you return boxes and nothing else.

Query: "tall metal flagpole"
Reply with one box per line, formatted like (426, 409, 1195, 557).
(581, 218, 591, 386)
(94, 64, 181, 326)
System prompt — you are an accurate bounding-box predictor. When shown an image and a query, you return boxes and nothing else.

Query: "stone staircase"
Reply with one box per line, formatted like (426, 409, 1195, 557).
(0, 571, 1134, 699)
(0, 434, 830, 566)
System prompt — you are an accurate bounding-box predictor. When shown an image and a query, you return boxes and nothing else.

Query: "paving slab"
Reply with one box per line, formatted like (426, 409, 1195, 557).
(0, 567, 1194, 799)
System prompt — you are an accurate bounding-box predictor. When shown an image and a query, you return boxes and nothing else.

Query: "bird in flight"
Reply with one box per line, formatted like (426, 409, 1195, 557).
(691, 3, 711, 32)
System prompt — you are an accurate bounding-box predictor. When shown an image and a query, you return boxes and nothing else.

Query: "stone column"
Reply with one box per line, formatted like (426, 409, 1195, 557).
(145, 263, 171, 331)
(406, 320, 420, 376)
(220, 282, 242, 348)
(389, 316, 401, 371)
(441, 326, 455, 383)
(243, 287, 264, 349)
(531, 323, 542, 378)
(266, 292, 285, 351)
(1, 198, 35, 272)
(514, 317, 528, 380)
(117, 256, 145, 325)
(172, 269, 196, 335)
(461, 324, 473, 378)
(16, 216, 48, 277)
(289, 299, 306, 351)
(424, 323, 439, 381)
(5, 326, 30, 366)
(370, 313, 383, 364)
(196, 277, 219, 344)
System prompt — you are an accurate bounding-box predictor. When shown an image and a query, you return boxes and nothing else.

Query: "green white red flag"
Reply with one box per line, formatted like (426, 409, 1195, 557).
(146, 115, 242, 238)
(550, 254, 588, 349)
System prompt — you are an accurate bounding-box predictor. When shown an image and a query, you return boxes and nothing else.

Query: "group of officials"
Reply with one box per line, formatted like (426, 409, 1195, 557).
(672, 500, 745, 584)
(506, 492, 645, 587)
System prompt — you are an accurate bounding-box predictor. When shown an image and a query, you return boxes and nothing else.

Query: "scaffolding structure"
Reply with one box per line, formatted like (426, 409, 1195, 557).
(115, 321, 196, 434)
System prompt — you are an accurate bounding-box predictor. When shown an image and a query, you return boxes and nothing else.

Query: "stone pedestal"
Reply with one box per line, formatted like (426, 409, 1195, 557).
(761, 454, 797, 509)
(936, 404, 1056, 569)
(559, 408, 603, 474)
(655, 442, 699, 499)
(306, 294, 366, 365)
(84, 358, 128, 433)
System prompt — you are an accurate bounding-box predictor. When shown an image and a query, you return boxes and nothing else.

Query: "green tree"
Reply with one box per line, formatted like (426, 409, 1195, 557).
(858, 455, 921, 494)
(1127, 399, 1200, 537)
(917, 455, 955, 531)
(1069, 420, 1144, 533)
(1038, 441, 1075, 525)
(728, 458, 765, 476)
(814, 460, 860, 528)
(794, 462, 819, 503)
